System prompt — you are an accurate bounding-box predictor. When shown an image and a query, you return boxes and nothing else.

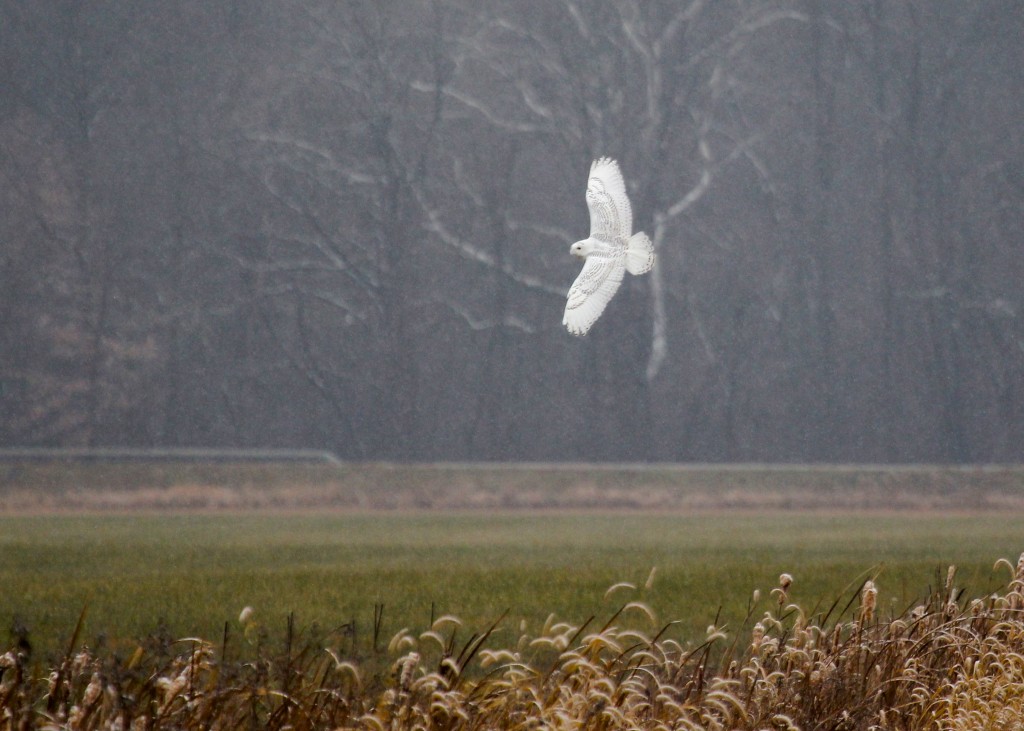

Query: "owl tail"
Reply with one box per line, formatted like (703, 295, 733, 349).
(625, 232, 655, 275)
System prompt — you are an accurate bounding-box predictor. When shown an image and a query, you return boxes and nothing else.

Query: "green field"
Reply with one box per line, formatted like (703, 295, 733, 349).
(2, 511, 1022, 661)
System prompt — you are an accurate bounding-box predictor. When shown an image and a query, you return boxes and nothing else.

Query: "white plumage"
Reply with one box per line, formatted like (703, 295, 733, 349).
(563, 158, 655, 336)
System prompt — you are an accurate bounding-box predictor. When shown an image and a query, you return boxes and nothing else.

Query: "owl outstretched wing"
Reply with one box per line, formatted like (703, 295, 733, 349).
(586, 157, 633, 241)
(562, 252, 627, 336)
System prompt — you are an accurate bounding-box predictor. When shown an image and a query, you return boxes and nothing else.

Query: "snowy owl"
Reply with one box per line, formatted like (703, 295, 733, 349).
(563, 157, 655, 336)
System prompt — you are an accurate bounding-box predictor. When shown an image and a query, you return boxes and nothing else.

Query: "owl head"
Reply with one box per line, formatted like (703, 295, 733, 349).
(570, 240, 591, 259)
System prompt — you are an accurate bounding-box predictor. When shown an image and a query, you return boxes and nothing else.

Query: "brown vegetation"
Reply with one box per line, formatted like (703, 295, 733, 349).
(2, 462, 1023, 514)
(3, 556, 1023, 729)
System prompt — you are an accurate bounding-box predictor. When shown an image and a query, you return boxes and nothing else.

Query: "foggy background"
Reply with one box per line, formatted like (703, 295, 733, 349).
(2, 1, 1022, 463)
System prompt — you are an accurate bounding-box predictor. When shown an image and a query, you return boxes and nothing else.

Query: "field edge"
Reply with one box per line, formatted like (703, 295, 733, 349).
(2, 461, 1023, 513)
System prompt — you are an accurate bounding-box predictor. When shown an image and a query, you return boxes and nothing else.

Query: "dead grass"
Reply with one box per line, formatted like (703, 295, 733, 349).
(3, 554, 1024, 729)
(2, 462, 1023, 513)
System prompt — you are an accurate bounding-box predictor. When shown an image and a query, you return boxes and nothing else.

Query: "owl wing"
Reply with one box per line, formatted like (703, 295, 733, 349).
(586, 158, 633, 241)
(562, 252, 626, 336)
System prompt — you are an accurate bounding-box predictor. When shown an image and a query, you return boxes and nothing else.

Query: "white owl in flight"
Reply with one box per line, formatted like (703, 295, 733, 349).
(563, 157, 655, 336)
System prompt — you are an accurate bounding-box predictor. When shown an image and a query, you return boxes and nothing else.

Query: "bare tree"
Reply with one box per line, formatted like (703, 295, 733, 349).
(3, 0, 1021, 462)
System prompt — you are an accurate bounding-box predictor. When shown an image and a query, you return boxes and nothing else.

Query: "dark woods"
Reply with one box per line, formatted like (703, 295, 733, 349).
(1, 1, 1021, 462)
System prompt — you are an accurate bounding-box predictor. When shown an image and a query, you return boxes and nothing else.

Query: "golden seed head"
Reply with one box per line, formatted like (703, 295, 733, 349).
(84, 672, 102, 706)
(644, 566, 657, 590)
(399, 652, 420, 691)
(751, 621, 765, 649)
(861, 580, 878, 623)
(862, 580, 877, 607)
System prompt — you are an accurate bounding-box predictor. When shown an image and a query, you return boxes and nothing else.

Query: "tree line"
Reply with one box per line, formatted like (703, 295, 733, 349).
(2, 1, 1022, 462)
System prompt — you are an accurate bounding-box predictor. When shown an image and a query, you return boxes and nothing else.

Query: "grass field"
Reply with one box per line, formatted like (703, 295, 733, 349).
(3, 464, 1024, 727)
(3, 511, 1023, 663)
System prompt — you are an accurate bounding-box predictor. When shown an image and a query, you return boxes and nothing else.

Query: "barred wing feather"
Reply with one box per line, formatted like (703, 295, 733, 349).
(562, 253, 626, 336)
(586, 158, 632, 240)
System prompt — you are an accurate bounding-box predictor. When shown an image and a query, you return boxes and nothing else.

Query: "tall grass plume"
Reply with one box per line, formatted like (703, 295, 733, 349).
(2, 554, 1024, 729)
